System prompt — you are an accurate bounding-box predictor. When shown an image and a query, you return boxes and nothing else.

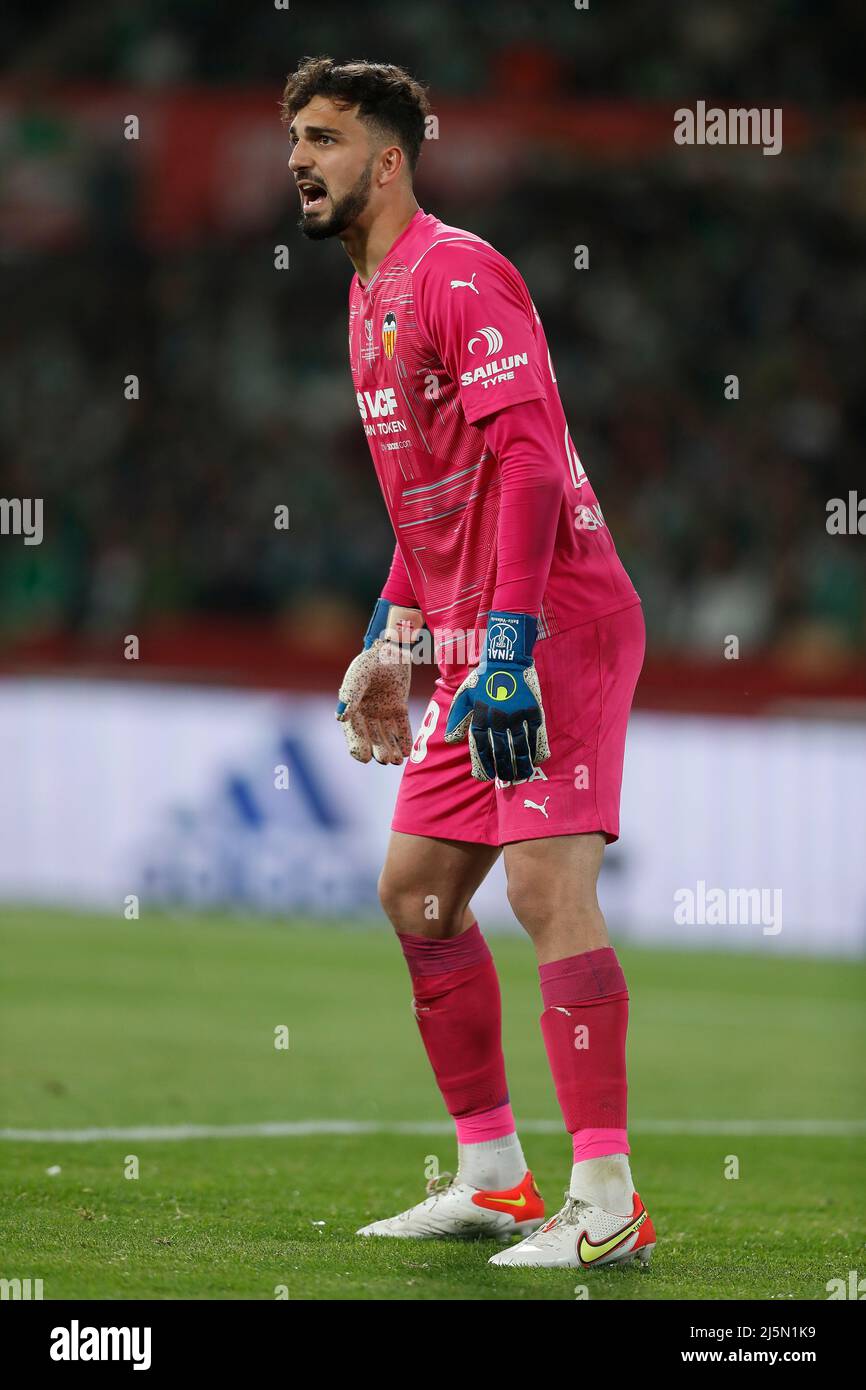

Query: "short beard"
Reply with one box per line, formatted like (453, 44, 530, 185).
(299, 159, 373, 241)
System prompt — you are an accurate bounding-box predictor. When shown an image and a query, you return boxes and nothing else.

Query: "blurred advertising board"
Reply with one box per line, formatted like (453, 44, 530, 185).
(0, 678, 863, 956)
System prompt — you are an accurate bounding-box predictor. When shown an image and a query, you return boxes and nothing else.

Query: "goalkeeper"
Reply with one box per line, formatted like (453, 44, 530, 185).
(287, 53, 652, 1269)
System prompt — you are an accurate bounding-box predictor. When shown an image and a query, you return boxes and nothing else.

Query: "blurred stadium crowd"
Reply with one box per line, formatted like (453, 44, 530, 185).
(4, 0, 861, 100)
(2, 1, 864, 666)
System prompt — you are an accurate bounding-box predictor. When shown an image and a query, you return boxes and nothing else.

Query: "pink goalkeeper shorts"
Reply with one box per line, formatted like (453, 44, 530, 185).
(392, 601, 646, 848)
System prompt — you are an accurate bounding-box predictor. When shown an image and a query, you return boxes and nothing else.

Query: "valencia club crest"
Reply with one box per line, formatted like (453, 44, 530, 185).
(382, 311, 398, 359)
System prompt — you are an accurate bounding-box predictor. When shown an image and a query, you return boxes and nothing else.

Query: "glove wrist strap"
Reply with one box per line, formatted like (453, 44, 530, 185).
(482, 611, 538, 667)
(363, 597, 392, 650)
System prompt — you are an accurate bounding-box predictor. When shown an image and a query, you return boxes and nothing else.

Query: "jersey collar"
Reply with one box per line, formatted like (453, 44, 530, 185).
(358, 208, 427, 295)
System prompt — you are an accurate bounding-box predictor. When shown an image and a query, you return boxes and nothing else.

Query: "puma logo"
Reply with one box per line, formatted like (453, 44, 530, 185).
(450, 272, 479, 294)
(523, 796, 550, 818)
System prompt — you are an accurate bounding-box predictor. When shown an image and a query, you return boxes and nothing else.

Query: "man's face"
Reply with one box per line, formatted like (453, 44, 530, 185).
(288, 96, 376, 240)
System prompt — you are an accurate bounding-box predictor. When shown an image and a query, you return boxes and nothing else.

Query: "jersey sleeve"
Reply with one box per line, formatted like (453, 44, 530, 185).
(414, 246, 547, 425)
(482, 397, 565, 618)
(380, 542, 419, 609)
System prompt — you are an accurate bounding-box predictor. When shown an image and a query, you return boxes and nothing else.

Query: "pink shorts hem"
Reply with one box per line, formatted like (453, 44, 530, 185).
(497, 823, 619, 847)
(390, 816, 500, 847)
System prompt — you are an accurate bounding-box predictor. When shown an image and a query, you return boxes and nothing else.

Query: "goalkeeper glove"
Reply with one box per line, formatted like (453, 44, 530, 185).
(444, 611, 550, 783)
(336, 598, 417, 766)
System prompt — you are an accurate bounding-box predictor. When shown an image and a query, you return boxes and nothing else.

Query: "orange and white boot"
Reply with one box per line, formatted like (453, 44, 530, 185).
(489, 1189, 655, 1268)
(357, 1169, 545, 1241)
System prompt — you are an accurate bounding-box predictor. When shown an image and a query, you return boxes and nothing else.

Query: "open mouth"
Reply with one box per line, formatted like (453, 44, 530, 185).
(297, 180, 328, 211)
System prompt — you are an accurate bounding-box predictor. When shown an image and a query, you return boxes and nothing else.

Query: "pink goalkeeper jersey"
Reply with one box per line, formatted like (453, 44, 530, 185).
(348, 208, 639, 676)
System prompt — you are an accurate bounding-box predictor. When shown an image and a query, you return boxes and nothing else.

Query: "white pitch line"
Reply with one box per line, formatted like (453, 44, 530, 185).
(0, 1119, 864, 1143)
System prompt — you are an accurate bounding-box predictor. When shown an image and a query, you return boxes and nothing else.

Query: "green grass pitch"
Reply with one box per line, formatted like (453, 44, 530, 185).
(1, 907, 863, 1300)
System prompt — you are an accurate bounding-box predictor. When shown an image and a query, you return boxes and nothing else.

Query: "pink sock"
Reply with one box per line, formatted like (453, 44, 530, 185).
(398, 924, 515, 1140)
(538, 947, 630, 1161)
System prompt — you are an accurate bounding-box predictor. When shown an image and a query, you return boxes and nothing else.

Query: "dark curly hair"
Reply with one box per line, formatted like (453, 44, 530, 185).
(280, 56, 431, 173)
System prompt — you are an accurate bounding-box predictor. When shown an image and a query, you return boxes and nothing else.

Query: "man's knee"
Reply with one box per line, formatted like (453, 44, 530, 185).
(377, 867, 467, 938)
(505, 835, 605, 929)
(506, 863, 552, 930)
(506, 860, 597, 932)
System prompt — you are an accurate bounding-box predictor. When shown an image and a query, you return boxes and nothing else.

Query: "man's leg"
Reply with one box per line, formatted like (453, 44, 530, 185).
(358, 682, 547, 1239)
(378, 831, 528, 1190)
(489, 607, 654, 1266)
(358, 828, 546, 1238)
(504, 831, 634, 1215)
(486, 606, 651, 1251)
